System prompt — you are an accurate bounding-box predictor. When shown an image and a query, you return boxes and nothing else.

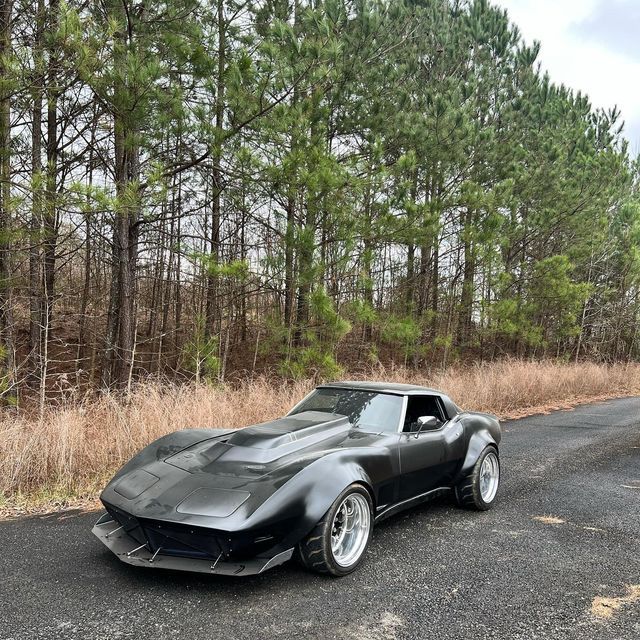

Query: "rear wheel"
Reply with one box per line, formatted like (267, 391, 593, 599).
(297, 484, 373, 576)
(455, 446, 500, 510)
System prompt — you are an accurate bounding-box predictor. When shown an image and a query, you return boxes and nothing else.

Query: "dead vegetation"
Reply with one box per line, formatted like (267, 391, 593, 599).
(532, 515, 566, 525)
(2, 360, 640, 515)
(591, 585, 640, 620)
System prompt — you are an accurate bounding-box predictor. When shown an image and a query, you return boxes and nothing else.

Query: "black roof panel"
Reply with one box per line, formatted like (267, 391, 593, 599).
(318, 380, 441, 395)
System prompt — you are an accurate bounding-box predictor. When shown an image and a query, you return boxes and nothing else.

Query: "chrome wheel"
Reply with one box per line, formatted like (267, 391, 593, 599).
(480, 451, 500, 503)
(330, 493, 371, 568)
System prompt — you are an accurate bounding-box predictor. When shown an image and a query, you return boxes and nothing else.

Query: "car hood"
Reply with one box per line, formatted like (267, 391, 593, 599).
(165, 411, 352, 472)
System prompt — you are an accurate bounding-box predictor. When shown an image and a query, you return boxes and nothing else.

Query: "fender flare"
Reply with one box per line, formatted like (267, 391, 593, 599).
(453, 429, 498, 483)
(244, 450, 384, 549)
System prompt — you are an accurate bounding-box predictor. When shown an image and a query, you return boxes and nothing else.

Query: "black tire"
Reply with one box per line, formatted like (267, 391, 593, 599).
(455, 445, 500, 511)
(297, 483, 373, 577)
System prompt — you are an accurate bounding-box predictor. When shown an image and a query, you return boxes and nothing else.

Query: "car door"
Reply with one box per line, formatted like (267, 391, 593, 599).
(398, 395, 465, 500)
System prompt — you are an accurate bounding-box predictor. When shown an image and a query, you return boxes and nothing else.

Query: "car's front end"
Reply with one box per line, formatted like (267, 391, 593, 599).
(92, 411, 365, 576)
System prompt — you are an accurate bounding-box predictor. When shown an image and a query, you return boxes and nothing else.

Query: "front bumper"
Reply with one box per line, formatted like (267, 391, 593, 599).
(92, 512, 294, 576)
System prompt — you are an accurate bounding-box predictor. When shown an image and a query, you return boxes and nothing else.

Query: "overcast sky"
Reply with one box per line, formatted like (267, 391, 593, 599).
(494, 0, 640, 154)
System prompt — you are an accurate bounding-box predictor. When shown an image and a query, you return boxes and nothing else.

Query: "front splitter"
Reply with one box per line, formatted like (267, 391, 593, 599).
(92, 514, 293, 577)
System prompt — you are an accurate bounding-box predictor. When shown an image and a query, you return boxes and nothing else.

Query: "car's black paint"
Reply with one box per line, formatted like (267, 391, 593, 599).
(93, 382, 501, 575)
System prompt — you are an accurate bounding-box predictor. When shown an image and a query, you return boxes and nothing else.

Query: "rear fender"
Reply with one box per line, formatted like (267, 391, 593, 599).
(453, 431, 498, 483)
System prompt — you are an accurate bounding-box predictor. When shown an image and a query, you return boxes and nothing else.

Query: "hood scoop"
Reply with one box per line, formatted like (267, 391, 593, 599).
(226, 411, 349, 450)
(165, 411, 350, 471)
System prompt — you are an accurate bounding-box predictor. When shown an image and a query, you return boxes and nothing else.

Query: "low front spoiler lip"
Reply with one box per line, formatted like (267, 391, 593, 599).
(92, 513, 294, 577)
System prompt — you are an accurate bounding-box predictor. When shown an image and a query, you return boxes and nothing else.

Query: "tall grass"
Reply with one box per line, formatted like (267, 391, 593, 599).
(2, 360, 639, 508)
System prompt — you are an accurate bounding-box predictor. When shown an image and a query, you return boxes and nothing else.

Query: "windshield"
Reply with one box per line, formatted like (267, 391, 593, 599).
(289, 387, 403, 433)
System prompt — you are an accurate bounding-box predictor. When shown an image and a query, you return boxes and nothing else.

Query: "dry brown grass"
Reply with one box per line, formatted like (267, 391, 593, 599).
(2, 360, 640, 515)
(591, 585, 640, 620)
(532, 515, 566, 525)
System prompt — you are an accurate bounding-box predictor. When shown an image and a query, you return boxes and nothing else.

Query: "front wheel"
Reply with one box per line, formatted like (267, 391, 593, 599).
(455, 446, 500, 510)
(297, 484, 373, 576)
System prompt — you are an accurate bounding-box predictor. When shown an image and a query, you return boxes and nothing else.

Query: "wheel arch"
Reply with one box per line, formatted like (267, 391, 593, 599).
(345, 478, 377, 515)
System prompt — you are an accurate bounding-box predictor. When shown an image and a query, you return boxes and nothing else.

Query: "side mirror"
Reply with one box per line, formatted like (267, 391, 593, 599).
(414, 415, 439, 437)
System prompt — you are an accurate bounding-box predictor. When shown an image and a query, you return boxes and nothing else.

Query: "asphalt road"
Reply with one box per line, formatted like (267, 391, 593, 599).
(1, 398, 639, 640)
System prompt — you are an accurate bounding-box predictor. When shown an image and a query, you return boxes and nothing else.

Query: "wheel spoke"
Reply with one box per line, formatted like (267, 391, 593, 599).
(345, 510, 359, 532)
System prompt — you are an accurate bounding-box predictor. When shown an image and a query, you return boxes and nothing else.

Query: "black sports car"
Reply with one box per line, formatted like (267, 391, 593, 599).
(93, 381, 501, 577)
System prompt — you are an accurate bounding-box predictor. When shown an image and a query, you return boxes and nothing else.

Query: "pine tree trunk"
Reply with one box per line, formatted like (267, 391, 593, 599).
(284, 194, 295, 326)
(205, 0, 225, 339)
(103, 3, 141, 388)
(114, 125, 140, 386)
(77, 213, 92, 371)
(29, 0, 45, 382)
(239, 186, 247, 342)
(174, 208, 182, 366)
(77, 105, 97, 375)
(284, 0, 301, 331)
(294, 205, 314, 346)
(430, 238, 439, 337)
(406, 244, 415, 313)
(42, 0, 60, 364)
(102, 220, 120, 387)
(418, 175, 433, 319)
(457, 207, 475, 349)
(405, 169, 418, 313)
(0, 0, 15, 403)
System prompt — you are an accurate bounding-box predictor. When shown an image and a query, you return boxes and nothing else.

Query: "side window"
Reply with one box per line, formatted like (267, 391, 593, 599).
(403, 395, 446, 433)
